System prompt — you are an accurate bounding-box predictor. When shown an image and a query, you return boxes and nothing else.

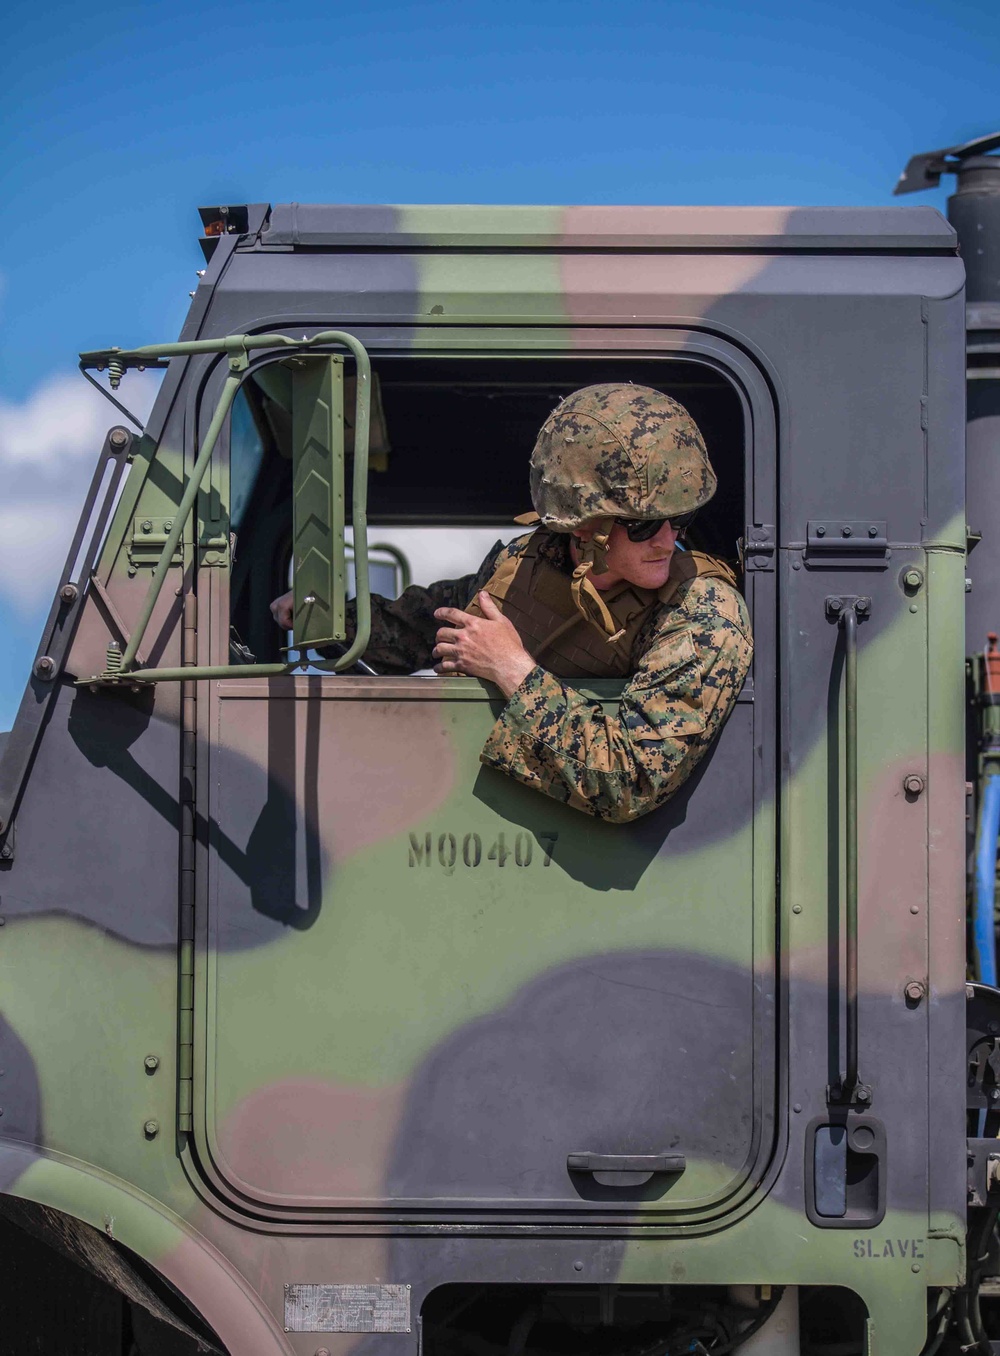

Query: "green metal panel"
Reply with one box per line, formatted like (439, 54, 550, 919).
(291, 355, 347, 649)
(199, 675, 772, 1223)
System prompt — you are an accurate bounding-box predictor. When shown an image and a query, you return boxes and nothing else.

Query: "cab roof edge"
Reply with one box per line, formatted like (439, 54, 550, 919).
(252, 203, 956, 253)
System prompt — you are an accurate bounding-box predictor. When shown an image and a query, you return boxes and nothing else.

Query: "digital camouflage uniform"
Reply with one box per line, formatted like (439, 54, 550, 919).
(344, 529, 752, 823)
(341, 383, 752, 823)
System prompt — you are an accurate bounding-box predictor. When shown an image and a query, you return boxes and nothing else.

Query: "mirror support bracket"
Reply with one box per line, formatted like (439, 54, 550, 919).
(77, 330, 372, 686)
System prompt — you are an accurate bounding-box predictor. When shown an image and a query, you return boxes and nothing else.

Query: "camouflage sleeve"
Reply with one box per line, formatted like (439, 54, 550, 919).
(479, 576, 753, 822)
(341, 539, 509, 674)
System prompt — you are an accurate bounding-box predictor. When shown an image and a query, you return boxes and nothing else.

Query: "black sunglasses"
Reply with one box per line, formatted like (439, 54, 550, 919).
(615, 511, 698, 543)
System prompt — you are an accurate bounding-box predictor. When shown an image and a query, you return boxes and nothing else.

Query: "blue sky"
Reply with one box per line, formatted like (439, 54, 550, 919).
(0, 0, 996, 728)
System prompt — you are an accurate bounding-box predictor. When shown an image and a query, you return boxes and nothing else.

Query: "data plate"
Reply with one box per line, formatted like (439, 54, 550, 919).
(284, 1283, 411, 1333)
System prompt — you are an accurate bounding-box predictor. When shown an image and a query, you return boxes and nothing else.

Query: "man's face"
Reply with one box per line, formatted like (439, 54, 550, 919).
(572, 518, 680, 591)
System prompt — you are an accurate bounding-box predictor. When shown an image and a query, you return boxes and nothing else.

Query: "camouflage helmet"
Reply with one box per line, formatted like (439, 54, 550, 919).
(529, 383, 717, 532)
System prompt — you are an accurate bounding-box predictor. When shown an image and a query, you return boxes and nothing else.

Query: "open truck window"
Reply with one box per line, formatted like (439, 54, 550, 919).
(227, 355, 747, 670)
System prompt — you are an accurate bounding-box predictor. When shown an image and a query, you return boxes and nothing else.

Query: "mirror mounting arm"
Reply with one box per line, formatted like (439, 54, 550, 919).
(77, 330, 372, 686)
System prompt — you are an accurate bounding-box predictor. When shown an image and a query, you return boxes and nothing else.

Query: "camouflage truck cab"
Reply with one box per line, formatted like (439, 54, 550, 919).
(0, 205, 968, 1355)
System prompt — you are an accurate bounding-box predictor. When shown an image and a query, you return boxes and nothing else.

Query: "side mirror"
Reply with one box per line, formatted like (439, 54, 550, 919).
(290, 355, 348, 649)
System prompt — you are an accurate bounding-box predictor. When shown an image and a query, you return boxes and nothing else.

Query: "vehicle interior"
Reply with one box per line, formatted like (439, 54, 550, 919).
(226, 356, 748, 669)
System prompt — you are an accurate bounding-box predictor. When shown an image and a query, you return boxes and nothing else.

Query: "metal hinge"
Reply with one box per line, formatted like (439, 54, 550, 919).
(128, 515, 229, 570)
(806, 520, 888, 569)
(741, 524, 775, 572)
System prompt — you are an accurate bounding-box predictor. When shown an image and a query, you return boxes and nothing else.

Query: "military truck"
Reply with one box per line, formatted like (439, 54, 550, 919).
(0, 178, 995, 1355)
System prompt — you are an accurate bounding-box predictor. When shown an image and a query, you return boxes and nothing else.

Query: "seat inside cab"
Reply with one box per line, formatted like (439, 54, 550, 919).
(227, 356, 746, 668)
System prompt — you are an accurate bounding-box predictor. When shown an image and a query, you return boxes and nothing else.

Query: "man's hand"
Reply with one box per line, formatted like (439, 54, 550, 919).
(433, 592, 536, 698)
(270, 589, 294, 630)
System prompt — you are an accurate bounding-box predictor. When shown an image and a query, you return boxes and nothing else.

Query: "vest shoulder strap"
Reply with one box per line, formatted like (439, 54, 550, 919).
(658, 550, 738, 608)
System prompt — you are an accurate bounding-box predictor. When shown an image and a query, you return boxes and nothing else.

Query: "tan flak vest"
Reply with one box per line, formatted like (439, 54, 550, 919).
(465, 534, 738, 680)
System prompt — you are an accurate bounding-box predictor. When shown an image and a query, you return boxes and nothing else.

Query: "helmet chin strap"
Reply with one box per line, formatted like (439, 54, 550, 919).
(515, 511, 625, 644)
(570, 517, 626, 643)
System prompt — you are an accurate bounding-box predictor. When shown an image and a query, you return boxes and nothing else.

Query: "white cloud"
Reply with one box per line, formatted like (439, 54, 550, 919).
(0, 370, 160, 613)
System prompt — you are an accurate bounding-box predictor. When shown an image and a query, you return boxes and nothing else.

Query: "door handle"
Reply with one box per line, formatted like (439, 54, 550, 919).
(826, 595, 873, 1108)
(567, 1153, 686, 1175)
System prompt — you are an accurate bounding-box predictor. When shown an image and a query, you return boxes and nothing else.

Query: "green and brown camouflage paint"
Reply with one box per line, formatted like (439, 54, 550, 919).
(0, 204, 968, 1354)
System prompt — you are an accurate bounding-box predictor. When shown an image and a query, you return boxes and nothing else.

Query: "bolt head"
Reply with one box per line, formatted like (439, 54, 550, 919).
(828, 596, 844, 613)
(857, 1088, 870, 1102)
(904, 570, 922, 588)
(140, 520, 153, 533)
(816, 525, 827, 537)
(842, 525, 853, 537)
(144, 1055, 160, 1073)
(143, 1119, 160, 1138)
(59, 583, 79, 604)
(868, 525, 878, 537)
(905, 981, 925, 1002)
(903, 774, 926, 795)
(33, 656, 55, 680)
(109, 427, 128, 449)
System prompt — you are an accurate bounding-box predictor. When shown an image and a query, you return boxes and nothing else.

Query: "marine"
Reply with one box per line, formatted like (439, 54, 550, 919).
(272, 383, 753, 822)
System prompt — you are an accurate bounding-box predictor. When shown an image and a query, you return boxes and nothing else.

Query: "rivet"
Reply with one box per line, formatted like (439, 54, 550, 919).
(0, 918, 6, 927)
(792, 561, 801, 570)
(792, 904, 802, 914)
(912, 1264, 921, 1273)
(316, 1349, 332, 1356)
(574, 1260, 584, 1272)
(909, 604, 918, 613)
(793, 1103, 802, 1113)
(910, 905, 920, 915)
